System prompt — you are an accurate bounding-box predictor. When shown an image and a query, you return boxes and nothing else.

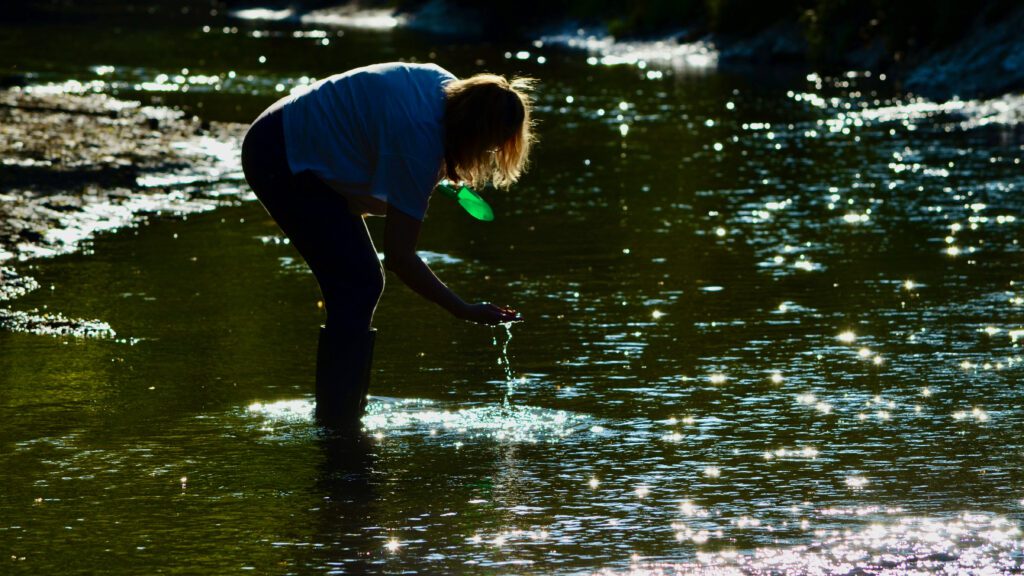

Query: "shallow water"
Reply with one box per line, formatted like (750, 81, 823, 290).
(2, 5, 1024, 574)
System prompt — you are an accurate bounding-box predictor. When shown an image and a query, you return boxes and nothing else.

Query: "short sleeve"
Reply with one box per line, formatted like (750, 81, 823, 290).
(371, 153, 437, 221)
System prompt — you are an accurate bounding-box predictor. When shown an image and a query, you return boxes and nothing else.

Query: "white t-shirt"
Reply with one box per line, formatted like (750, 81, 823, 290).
(281, 62, 456, 220)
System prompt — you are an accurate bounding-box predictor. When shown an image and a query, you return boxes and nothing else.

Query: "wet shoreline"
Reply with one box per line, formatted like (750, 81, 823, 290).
(0, 85, 246, 337)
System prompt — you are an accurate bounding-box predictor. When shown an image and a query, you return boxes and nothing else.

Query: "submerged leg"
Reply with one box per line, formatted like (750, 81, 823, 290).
(315, 326, 376, 426)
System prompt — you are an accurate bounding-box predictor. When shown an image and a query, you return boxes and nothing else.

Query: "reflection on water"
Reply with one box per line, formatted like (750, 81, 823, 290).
(230, 5, 405, 30)
(248, 397, 589, 445)
(597, 513, 1023, 575)
(539, 30, 718, 71)
(1, 5, 1023, 575)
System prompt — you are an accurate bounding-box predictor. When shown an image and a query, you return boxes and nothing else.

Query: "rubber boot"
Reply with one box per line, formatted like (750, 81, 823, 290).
(357, 329, 376, 416)
(315, 326, 376, 427)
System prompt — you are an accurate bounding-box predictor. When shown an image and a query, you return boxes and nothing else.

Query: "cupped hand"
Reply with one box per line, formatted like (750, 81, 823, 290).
(458, 302, 520, 325)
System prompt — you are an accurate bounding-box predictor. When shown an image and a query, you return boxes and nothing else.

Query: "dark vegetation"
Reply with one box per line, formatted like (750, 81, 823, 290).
(5, 0, 1022, 96)
(399, 0, 1021, 70)
(9, 0, 1019, 61)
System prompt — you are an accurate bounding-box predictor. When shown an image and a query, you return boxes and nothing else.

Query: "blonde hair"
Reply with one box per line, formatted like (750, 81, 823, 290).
(443, 74, 536, 190)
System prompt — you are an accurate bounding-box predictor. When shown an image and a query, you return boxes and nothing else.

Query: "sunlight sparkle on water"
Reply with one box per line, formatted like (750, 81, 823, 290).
(845, 476, 869, 489)
(362, 399, 586, 444)
(299, 8, 404, 29)
(766, 447, 819, 460)
(837, 331, 856, 344)
(230, 7, 293, 20)
(246, 399, 314, 422)
(612, 513, 1023, 574)
(679, 500, 709, 518)
(664, 432, 684, 442)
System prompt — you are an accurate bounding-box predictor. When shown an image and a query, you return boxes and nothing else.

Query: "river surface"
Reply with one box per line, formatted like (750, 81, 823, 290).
(2, 6, 1023, 574)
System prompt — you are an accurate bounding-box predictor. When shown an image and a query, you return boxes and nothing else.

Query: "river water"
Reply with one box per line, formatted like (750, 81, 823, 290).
(2, 5, 1023, 574)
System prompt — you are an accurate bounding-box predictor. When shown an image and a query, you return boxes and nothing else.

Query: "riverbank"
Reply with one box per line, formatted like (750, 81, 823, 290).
(220, 0, 1024, 101)
(0, 84, 245, 336)
(422, 0, 1024, 101)
(9, 0, 1020, 101)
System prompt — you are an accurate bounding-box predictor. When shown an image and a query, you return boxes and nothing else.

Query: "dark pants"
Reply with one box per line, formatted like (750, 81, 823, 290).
(241, 101, 384, 335)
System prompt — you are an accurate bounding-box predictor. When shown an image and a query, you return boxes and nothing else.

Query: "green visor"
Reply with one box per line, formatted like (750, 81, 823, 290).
(436, 182, 495, 221)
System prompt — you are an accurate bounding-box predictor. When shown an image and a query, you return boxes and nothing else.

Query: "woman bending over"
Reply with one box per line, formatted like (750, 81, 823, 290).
(241, 62, 535, 426)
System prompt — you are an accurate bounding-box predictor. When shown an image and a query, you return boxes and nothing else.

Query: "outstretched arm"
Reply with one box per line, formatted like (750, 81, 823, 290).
(383, 204, 518, 325)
